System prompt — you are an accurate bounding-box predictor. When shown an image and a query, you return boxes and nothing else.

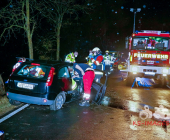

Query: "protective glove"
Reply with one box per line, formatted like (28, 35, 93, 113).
(91, 59, 95, 63)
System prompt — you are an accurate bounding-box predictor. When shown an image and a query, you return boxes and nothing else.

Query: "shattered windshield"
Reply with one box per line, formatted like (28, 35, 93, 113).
(132, 37, 169, 51)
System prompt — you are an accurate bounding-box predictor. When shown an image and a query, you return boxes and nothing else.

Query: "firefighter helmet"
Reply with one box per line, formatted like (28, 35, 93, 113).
(92, 47, 100, 52)
(92, 47, 101, 56)
(105, 50, 109, 53)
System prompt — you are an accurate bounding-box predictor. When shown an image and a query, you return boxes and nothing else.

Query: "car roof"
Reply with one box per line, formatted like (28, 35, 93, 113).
(24, 60, 73, 67)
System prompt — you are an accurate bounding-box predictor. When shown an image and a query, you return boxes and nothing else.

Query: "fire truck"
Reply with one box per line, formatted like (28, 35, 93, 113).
(125, 30, 170, 87)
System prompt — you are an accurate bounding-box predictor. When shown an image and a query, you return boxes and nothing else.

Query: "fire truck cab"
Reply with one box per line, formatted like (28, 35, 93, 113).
(125, 30, 170, 87)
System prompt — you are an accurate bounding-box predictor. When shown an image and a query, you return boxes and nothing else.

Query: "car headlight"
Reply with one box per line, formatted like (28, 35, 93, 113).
(162, 68, 169, 74)
(131, 66, 138, 72)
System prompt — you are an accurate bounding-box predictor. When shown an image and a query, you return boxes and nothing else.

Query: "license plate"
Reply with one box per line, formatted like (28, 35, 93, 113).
(17, 83, 34, 90)
(147, 60, 154, 64)
(145, 72, 155, 75)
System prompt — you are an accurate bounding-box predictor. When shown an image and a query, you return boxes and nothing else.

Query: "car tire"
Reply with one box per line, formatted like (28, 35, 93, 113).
(50, 92, 65, 111)
(9, 99, 21, 106)
(60, 91, 66, 103)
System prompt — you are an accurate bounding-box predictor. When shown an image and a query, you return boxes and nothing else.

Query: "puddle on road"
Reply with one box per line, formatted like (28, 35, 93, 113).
(101, 96, 158, 115)
(101, 96, 170, 129)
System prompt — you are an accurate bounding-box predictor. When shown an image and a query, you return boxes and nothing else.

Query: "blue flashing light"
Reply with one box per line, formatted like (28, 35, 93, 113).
(135, 30, 139, 33)
(156, 61, 159, 63)
(142, 60, 146, 62)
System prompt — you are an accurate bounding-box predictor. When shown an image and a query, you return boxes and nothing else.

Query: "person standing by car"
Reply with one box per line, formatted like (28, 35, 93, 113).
(65, 51, 78, 63)
(65, 51, 78, 77)
(91, 47, 105, 71)
(103, 50, 111, 61)
(86, 50, 93, 66)
(72, 63, 95, 107)
(103, 50, 111, 74)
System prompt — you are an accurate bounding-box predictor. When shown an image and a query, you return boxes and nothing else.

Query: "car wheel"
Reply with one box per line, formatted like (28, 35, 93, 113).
(60, 91, 66, 103)
(9, 99, 21, 106)
(50, 93, 65, 111)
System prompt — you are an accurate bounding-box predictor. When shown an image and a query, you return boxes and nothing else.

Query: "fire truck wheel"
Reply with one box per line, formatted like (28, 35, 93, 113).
(158, 76, 166, 88)
(126, 74, 134, 86)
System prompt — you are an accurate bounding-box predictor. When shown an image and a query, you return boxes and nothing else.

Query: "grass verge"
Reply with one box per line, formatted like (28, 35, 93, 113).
(0, 95, 18, 117)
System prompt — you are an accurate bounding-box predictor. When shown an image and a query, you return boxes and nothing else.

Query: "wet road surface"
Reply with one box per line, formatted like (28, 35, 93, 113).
(1, 70, 170, 139)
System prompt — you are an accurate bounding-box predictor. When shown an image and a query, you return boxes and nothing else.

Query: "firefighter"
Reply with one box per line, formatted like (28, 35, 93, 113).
(103, 50, 111, 74)
(103, 50, 111, 61)
(112, 53, 117, 62)
(110, 53, 116, 71)
(72, 63, 95, 106)
(86, 50, 93, 66)
(91, 47, 105, 71)
(65, 51, 78, 77)
(65, 51, 78, 63)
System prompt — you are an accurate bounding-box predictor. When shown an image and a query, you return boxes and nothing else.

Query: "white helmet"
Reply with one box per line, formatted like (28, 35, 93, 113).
(92, 47, 100, 52)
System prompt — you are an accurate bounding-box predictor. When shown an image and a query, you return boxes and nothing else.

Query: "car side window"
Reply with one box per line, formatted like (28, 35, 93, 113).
(58, 67, 70, 78)
(64, 67, 70, 78)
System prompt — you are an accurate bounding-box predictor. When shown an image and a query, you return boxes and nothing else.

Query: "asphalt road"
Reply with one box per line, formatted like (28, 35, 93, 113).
(1, 70, 170, 140)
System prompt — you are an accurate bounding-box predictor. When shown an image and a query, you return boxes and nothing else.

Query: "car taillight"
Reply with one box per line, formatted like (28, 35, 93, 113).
(43, 99, 47, 103)
(31, 63, 40, 66)
(46, 67, 55, 86)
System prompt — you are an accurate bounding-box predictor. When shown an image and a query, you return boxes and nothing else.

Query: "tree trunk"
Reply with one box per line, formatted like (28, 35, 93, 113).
(26, 0, 33, 59)
(56, 25, 61, 61)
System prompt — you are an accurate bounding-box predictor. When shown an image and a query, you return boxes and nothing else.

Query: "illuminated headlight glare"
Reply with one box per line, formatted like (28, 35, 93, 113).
(163, 74, 167, 76)
(133, 72, 137, 74)
(131, 66, 138, 72)
(162, 68, 169, 74)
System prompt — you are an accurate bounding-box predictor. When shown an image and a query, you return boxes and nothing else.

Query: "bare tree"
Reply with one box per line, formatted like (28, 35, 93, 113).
(37, 0, 92, 60)
(34, 33, 55, 60)
(0, 0, 39, 59)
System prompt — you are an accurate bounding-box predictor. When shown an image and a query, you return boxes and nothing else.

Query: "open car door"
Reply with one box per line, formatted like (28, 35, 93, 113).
(91, 70, 108, 105)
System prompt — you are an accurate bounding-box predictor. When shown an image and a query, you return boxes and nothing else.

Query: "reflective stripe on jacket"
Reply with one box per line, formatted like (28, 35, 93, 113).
(92, 54, 105, 71)
(65, 53, 75, 63)
(72, 78, 77, 90)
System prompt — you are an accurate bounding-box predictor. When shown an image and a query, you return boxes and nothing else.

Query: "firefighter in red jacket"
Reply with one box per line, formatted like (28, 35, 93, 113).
(91, 47, 105, 71)
(72, 63, 95, 107)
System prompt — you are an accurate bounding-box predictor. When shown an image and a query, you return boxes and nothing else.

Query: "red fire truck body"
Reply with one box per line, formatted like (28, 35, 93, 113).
(126, 30, 170, 86)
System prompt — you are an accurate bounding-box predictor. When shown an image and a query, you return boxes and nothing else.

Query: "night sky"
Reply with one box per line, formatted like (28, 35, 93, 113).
(0, 0, 170, 76)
